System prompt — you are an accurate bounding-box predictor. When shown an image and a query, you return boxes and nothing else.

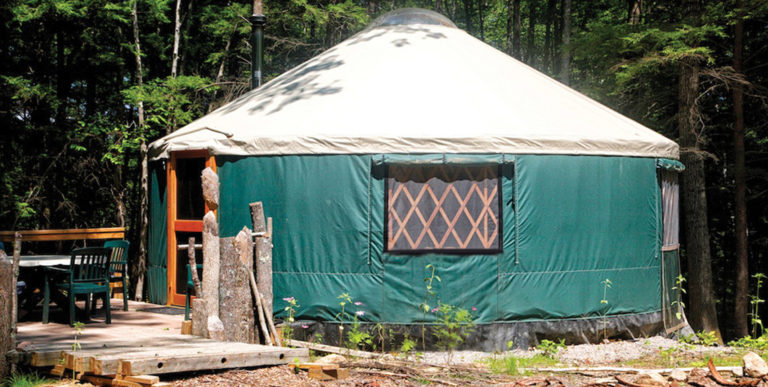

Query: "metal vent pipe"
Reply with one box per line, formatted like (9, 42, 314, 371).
(250, 9, 266, 89)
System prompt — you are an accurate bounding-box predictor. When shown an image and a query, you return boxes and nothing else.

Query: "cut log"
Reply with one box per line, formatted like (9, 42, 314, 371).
(250, 204, 273, 315)
(217, 230, 255, 343)
(0, 251, 13, 379)
(202, 211, 219, 318)
(201, 167, 219, 210)
(191, 298, 208, 337)
(284, 339, 379, 359)
(261, 292, 281, 347)
(249, 202, 266, 234)
(254, 231, 272, 319)
(248, 269, 272, 346)
(207, 315, 226, 341)
(187, 237, 201, 297)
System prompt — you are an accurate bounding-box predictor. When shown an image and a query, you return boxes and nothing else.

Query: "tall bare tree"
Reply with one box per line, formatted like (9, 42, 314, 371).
(559, 0, 571, 84)
(132, 0, 148, 301)
(505, 0, 521, 58)
(543, 0, 557, 72)
(526, 1, 536, 65)
(171, 0, 182, 78)
(678, 0, 722, 342)
(733, 0, 749, 338)
(628, 0, 642, 25)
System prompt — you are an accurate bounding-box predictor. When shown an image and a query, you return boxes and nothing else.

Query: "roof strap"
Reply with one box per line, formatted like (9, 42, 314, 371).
(373, 154, 511, 166)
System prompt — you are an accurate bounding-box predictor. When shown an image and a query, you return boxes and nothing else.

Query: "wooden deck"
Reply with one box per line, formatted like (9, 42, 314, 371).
(16, 299, 308, 386)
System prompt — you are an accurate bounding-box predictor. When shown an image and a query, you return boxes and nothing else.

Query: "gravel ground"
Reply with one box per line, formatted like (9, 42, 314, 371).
(419, 335, 736, 366)
(558, 336, 736, 365)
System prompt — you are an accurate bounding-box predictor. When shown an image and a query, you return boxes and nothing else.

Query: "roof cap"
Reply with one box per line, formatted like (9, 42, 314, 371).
(368, 8, 457, 29)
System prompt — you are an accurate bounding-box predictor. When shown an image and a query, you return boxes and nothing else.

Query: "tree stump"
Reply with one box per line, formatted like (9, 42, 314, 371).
(218, 229, 255, 343)
(0, 253, 13, 379)
(250, 203, 273, 318)
(202, 211, 220, 318)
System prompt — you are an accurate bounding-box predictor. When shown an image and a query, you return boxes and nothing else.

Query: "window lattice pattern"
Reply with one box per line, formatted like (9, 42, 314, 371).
(387, 165, 500, 252)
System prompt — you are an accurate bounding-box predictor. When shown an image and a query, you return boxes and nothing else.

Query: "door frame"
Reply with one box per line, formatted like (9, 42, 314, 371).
(166, 150, 216, 306)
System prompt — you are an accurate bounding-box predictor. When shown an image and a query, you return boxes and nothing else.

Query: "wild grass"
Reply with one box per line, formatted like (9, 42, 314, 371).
(4, 372, 54, 387)
(485, 354, 559, 376)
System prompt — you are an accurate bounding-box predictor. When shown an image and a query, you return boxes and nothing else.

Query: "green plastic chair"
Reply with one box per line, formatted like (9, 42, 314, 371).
(185, 263, 203, 321)
(43, 247, 112, 326)
(104, 240, 130, 311)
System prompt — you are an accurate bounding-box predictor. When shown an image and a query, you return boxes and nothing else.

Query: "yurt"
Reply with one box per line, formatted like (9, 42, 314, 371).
(147, 8, 685, 349)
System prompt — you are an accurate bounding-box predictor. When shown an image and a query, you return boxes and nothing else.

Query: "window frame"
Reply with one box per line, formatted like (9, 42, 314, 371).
(384, 163, 503, 255)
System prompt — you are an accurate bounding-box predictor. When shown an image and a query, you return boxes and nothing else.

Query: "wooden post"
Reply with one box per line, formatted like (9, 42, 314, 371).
(202, 212, 220, 318)
(187, 237, 201, 297)
(217, 229, 255, 343)
(249, 203, 273, 321)
(248, 270, 272, 346)
(191, 298, 208, 337)
(201, 167, 225, 341)
(0, 240, 13, 378)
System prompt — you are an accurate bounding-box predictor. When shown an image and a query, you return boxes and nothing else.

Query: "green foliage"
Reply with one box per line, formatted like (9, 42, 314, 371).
(399, 334, 417, 360)
(347, 316, 372, 350)
(728, 335, 768, 351)
(751, 273, 767, 338)
(600, 278, 612, 340)
(419, 264, 440, 351)
(485, 354, 558, 376)
(536, 339, 566, 358)
(432, 303, 476, 352)
(4, 372, 54, 387)
(282, 296, 299, 341)
(679, 331, 718, 346)
(672, 275, 687, 321)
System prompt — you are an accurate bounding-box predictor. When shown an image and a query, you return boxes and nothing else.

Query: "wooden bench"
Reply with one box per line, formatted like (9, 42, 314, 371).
(0, 227, 125, 243)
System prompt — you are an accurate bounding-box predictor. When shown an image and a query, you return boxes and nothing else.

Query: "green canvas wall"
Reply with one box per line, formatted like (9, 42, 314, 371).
(215, 154, 662, 324)
(147, 163, 168, 304)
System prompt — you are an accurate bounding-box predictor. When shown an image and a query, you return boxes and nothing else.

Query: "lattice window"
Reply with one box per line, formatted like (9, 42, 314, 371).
(387, 165, 500, 252)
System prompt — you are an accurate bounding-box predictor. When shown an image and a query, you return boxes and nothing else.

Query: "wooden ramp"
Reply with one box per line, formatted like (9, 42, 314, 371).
(16, 300, 308, 386)
(20, 335, 308, 386)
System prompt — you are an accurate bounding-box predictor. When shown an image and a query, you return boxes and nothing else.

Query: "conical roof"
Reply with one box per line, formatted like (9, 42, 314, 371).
(149, 8, 678, 160)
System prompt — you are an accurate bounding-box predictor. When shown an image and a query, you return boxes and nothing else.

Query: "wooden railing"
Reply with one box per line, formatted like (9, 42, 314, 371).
(0, 227, 125, 242)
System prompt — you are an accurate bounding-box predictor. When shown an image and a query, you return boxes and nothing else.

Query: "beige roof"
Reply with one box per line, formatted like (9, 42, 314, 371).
(149, 9, 679, 160)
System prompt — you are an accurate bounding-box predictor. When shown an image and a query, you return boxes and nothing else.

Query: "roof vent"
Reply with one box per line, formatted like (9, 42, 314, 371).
(369, 8, 457, 29)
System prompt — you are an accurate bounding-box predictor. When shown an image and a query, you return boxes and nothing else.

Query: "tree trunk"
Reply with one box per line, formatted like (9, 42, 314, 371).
(559, 0, 571, 84)
(171, 0, 182, 78)
(733, 0, 749, 338)
(628, 0, 642, 25)
(478, 0, 485, 41)
(218, 230, 255, 343)
(55, 27, 68, 124)
(464, 0, 473, 35)
(553, 1, 562, 75)
(0, 250, 13, 379)
(526, 1, 536, 65)
(510, 0, 521, 58)
(678, 56, 722, 341)
(132, 0, 147, 301)
(543, 0, 556, 73)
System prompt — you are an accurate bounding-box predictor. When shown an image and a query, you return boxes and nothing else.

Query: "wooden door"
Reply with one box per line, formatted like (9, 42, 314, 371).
(167, 150, 215, 306)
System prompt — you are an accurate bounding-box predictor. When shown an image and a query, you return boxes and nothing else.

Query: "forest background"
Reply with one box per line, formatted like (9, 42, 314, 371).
(1, 0, 767, 342)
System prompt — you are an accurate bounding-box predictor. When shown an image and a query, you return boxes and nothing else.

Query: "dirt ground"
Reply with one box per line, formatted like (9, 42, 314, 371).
(22, 336, 768, 387)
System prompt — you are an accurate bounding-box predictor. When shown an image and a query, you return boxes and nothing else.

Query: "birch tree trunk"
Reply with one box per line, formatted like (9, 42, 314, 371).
(171, 0, 182, 78)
